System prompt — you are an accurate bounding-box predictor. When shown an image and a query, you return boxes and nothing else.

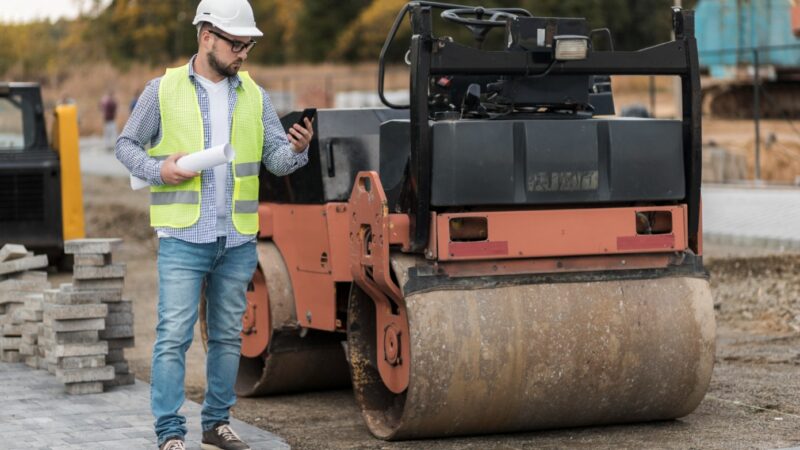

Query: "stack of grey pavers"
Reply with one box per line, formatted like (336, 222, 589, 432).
(67, 238, 135, 388)
(0, 244, 50, 364)
(38, 238, 135, 394)
(18, 271, 48, 369)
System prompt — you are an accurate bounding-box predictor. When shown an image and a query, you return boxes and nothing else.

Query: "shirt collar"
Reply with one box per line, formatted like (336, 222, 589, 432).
(187, 54, 242, 89)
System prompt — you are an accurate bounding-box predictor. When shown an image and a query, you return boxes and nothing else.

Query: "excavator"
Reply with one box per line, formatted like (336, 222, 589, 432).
(0, 83, 84, 265)
(236, 2, 714, 440)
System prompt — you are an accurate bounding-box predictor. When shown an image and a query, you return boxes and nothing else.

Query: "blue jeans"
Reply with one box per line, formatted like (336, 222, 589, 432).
(151, 237, 257, 445)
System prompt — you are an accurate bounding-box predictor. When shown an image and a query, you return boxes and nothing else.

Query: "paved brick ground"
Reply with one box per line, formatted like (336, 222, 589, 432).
(0, 362, 288, 450)
(703, 185, 800, 250)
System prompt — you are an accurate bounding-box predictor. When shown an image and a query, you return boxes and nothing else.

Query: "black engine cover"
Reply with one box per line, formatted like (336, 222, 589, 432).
(428, 118, 685, 206)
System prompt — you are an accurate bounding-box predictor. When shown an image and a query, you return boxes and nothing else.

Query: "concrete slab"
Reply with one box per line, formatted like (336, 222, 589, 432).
(73, 264, 127, 280)
(74, 254, 113, 267)
(0, 255, 49, 276)
(64, 239, 122, 256)
(0, 361, 289, 450)
(0, 244, 28, 263)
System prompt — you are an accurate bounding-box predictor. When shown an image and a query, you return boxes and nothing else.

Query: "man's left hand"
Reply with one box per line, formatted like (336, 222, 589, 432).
(288, 117, 313, 153)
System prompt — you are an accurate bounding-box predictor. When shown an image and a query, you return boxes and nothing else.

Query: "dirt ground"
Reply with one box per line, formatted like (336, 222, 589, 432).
(72, 174, 800, 449)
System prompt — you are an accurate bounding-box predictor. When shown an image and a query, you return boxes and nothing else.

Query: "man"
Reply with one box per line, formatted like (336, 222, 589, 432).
(100, 90, 118, 150)
(115, 1, 313, 449)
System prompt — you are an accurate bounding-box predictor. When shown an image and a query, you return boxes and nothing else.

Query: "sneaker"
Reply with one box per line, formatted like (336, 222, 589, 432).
(201, 422, 251, 450)
(159, 437, 185, 450)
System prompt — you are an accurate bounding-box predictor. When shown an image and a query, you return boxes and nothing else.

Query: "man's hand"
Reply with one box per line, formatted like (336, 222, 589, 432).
(288, 117, 313, 153)
(160, 153, 199, 185)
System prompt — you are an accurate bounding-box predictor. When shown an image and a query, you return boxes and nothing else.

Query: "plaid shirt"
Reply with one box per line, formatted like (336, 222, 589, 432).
(116, 56, 308, 248)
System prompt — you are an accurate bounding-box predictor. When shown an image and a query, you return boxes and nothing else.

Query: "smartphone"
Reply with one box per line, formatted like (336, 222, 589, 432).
(295, 108, 317, 127)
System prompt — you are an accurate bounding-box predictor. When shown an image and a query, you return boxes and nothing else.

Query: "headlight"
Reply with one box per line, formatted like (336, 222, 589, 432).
(554, 35, 589, 61)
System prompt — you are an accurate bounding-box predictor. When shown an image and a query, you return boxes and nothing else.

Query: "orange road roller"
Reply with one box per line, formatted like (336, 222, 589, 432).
(236, 2, 715, 440)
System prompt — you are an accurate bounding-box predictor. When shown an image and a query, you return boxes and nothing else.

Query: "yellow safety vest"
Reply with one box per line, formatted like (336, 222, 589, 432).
(148, 64, 263, 235)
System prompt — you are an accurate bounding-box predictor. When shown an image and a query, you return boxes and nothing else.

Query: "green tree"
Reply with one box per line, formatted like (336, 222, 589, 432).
(297, 0, 373, 62)
(248, 0, 303, 64)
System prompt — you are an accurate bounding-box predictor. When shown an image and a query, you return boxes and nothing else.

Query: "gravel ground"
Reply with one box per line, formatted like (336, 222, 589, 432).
(72, 175, 800, 449)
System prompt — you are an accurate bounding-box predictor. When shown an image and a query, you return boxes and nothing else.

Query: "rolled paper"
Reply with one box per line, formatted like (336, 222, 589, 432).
(129, 143, 236, 190)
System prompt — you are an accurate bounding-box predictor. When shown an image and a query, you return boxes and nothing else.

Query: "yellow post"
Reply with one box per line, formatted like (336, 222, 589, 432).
(53, 105, 86, 240)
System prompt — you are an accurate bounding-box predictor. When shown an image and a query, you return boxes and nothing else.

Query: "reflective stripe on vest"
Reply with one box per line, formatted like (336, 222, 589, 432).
(234, 200, 259, 214)
(234, 162, 261, 177)
(151, 191, 200, 205)
(147, 64, 264, 234)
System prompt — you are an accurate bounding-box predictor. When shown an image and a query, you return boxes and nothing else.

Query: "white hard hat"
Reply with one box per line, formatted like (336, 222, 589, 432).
(192, 0, 263, 38)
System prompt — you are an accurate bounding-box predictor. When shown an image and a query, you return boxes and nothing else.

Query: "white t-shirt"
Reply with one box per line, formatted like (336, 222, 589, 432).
(194, 73, 230, 237)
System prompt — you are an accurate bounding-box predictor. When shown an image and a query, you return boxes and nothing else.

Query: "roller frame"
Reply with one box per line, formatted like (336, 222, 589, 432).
(348, 171, 413, 394)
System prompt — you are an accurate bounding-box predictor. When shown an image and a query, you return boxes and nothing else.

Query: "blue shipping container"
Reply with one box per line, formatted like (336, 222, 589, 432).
(696, 0, 800, 77)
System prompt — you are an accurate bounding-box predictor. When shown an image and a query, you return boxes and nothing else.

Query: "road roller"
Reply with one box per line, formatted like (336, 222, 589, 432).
(236, 2, 715, 440)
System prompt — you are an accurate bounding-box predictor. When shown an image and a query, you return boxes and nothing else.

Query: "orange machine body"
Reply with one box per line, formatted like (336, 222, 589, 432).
(245, 171, 702, 362)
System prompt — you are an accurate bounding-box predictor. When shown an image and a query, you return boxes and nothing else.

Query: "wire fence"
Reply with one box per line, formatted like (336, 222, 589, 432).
(699, 44, 800, 180)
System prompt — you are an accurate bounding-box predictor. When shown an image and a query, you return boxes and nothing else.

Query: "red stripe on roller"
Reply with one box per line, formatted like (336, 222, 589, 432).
(449, 241, 509, 258)
(617, 234, 675, 251)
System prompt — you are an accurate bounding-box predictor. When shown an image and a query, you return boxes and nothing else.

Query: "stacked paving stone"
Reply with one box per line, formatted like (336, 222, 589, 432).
(42, 285, 114, 394)
(65, 238, 136, 388)
(0, 244, 50, 363)
(18, 277, 47, 369)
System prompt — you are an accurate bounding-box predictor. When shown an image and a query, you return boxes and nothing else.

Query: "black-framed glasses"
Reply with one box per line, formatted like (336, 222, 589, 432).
(208, 29, 256, 53)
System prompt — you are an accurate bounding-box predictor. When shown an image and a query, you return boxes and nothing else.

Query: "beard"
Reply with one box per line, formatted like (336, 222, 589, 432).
(208, 46, 242, 78)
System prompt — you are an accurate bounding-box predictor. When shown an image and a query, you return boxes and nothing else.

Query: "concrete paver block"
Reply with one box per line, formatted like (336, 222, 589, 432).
(0, 292, 36, 305)
(64, 239, 122, 255)
(65, 381, 104, 395)
(21, 333, 37, 345)
(49, 318, 106, 333)
(107, 349, 125, 362)
(18, 341, 35, 356)
(45, 288, 119, 305)
(48, 341, 108, 358)
(72, 278, 124, 292)
(73, 253, 112, 267)
(1, 337, 22, 349)
(24, 355, 39, 368)
(44, 304, 108, 320)
(58, 355, 107, 370)
(3, 323, 23, 336)
(0, 244, 28, 263)
(0, 255, 49, 276)
(56, 365, 115, 383)
(99, 325, 134, 339)
(23, 295, 44, 311)
(104, 372, 136, 387)
(110, 361, 129, 374)
(106, 300, 133, 314)
(16, 308, 42, 322)
(42, 330, 100, 344)
(8, 270, 48, 282)
(0, 279, 51, 292)
(106, 312, 134, 326)
(2, 350, 22, 362)
(73, 264, 127, 280)
(107, 338, 135, 350)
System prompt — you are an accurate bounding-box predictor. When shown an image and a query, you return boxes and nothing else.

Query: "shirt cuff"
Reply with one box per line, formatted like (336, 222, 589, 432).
(292, 146, 309, 167)
(147, 159, 166, 186)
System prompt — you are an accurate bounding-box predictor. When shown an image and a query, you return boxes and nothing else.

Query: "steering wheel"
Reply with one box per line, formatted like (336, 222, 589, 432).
(441, 7, 526, 47)
(441, 7, 521, 28)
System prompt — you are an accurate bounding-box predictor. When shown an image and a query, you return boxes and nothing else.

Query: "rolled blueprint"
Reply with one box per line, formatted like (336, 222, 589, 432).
(130, 143, 235, 190)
